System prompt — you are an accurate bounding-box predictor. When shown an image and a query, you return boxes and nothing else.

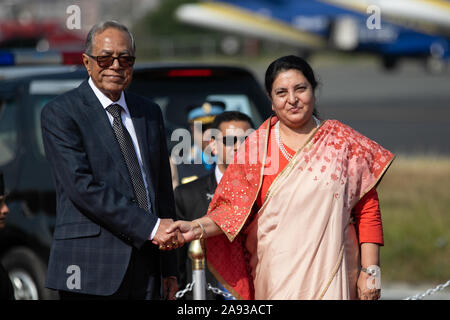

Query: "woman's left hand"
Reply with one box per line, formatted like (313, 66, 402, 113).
(357, 271, 381, 300)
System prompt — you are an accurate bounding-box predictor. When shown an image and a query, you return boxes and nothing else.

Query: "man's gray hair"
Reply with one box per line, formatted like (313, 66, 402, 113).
(85, 20, 136, 55)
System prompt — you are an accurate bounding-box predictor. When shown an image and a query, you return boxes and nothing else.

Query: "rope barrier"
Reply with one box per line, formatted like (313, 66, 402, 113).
(175, 281, 236, 300)
(403, 280, 450, 300)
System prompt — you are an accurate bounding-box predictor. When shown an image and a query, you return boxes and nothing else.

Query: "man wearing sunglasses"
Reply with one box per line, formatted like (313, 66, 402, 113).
(41, 21, 179, 300)
(174, 111, 254, 299)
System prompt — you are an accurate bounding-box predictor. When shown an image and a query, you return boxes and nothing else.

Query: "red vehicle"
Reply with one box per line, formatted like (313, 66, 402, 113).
(0, 20, 84, 51)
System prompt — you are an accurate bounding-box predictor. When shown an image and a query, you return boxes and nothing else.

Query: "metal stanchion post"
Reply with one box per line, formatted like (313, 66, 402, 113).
(188, 239, 206, 300)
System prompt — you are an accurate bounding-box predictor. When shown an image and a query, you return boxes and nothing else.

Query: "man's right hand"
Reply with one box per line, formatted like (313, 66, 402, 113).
(152, 219, 184, 250)
(166, 220, 198, 243)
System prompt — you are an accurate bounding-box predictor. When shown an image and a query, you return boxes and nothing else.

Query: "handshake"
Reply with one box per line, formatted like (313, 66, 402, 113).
(151, 218, 201, 250)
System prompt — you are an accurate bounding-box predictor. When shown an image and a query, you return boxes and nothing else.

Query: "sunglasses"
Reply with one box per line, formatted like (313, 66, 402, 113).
(86, 54, 135, 68)
(221, 135, 248, 146)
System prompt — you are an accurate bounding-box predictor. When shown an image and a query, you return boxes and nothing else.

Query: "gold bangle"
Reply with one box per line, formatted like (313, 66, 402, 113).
(195, 221, 206, 240)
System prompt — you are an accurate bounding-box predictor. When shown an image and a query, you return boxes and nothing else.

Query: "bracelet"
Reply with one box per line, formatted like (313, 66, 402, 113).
(195, 221, 206, 240)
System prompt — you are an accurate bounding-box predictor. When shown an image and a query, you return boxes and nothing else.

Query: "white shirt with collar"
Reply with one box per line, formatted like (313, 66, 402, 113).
(88, 77, 160, 240)
(215, 165, 224, 184)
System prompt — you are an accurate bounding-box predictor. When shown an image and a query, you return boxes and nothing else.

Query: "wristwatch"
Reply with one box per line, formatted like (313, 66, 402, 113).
(361, 265, 380, 277)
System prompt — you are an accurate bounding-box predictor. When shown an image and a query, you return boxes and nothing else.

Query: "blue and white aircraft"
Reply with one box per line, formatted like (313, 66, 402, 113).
(176, 0, 450, 71)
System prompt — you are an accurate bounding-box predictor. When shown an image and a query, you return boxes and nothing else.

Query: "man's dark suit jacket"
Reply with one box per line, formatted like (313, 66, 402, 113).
(41, 79, 176, 296)
(174, 171, 223, 300)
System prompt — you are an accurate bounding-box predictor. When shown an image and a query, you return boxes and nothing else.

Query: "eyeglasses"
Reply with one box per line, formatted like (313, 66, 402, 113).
(221, 135, 248, 146)
(86, 53, 135, 68)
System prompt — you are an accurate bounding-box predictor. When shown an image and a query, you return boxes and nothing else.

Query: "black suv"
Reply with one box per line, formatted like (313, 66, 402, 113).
(0, 63, 271, 299)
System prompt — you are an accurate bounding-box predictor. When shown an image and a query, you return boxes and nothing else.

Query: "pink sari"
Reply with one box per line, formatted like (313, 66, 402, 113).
(206, 117, 394, 300)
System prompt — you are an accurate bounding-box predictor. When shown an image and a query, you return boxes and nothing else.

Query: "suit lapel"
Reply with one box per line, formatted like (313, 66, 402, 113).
(77, 80, 134, 192)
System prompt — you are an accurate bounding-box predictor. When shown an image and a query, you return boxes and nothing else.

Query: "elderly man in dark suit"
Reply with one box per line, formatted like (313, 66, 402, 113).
(41, 21, 181, 300)
(174, 111, 254, 299)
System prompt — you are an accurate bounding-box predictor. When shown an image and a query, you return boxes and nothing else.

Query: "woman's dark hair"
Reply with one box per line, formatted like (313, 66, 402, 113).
(265, 55, 319, 117)
(265, 55, 318, 95)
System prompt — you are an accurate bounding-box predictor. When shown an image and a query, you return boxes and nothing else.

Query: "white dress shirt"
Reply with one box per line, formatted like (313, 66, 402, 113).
(88, 78, 160, 240)
(215, 165, 224, 184)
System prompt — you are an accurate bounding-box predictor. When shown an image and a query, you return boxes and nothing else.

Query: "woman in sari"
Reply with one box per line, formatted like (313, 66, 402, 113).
(165, 55, 394, 300)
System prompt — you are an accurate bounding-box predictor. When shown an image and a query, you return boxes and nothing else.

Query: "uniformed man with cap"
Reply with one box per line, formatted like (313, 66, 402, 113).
(170, 101, 225, 188)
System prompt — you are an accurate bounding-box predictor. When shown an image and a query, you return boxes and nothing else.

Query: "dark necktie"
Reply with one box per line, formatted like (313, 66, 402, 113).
(106, 104, 149, 212)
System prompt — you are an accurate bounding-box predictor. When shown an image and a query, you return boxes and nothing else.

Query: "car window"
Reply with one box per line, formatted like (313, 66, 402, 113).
(205, 94, 256, 120)
(154, 93, 262, 126)
(128, 74, 269, 135)
(29, 79, 84, 157)
(0, 99, 17, 165)
(29, 79, 83, 95)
